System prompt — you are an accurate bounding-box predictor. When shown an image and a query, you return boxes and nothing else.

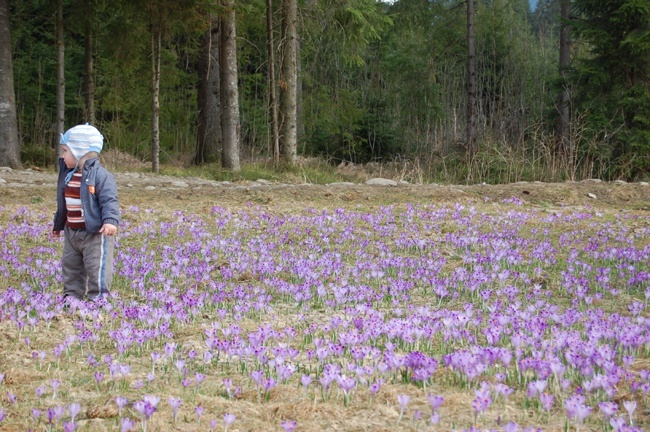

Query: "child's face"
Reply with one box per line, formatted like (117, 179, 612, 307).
(61, 145, 77, 169)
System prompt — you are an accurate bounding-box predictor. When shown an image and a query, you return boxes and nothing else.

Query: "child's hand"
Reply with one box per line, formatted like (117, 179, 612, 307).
(99, 224, 117, 237)
(51, 231, 61, 238)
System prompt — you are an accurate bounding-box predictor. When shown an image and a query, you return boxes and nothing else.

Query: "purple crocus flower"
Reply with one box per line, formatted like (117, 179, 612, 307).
(68, 403, 81, 422)
(540, 393, 554, 412)
(610, 416, 627, 432)
(264, 377, 277, 394)
(472, 388, 492, 415)
(132, 400, 148, 420)
(319, 374, 334, 391)
(50, 379, 61, 399)
(35, 386, 46, 398)
(115, 396, 128, 417)
(0, 408, 5, 424)
(164, 342, 177, 359)
(527, 380, 546, 398)
(143, 401, 156, 420)
(63, 421, 77, 432)
(427, 393, 444, 412)
(195, 404, 204, 423)
(623, 400, 636, 424)
(120, 417, 135, 432)
(281, 419, 297, 432)
(599, 401, 618, 418)
(167, 396, 181, 422)
(224, 412, 236, 432)
(150, 351, 162, 373)
(250, 370, 264, 386)
(174, 359, 186, 374)
(337, 375, 356, 393)
(223, 378, 234, 397)
(94, 371, 104, 386)
(370, 380, 382, 396)
(301, 374, 312, 389)
(574, 404, 592, 424)
(46, 406, 63, 424)
(397, 394, 410, 422)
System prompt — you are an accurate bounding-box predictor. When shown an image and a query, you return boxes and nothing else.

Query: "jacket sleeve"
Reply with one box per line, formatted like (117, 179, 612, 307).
(52, 158, 69, 232)
(96, 170, 121, 226)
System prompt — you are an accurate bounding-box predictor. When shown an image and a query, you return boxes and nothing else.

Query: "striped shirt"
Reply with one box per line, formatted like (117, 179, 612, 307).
(65, 171, 86, 230)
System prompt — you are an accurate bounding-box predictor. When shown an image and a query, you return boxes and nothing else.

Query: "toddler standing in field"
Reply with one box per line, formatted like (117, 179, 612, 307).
(52, 124, 120, 302)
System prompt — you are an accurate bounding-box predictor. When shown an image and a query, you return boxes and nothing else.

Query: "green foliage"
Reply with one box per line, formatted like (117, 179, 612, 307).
(571, 0, 650, 178)
(12, 0, 86, 147)
(299, 0, 397, 163)
(161, 158, 349, 184)
(9, 0, 650, 181)
(20, 143, 57, 167)
(237, 4, 270, 155)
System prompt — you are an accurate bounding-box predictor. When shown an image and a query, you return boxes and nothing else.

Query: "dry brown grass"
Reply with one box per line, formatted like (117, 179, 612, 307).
(0, 176, 649, 432)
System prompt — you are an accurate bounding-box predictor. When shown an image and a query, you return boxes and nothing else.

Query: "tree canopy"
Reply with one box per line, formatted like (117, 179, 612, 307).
(5, 0, 649, 181)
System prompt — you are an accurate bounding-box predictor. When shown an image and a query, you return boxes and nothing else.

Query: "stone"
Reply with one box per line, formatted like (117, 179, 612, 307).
(328, 182, 356, 186)
(365, 178, 398, 186)
(587, 193, 597, 199)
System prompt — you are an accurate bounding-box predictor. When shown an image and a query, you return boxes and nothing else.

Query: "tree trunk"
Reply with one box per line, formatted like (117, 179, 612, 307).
(195, 16, 221, 165)
(220, 0, 240, 171)
(84, 25, 95, 124)
(556, 0, 571, 159)
(56, 0, 65, 144)
(0, 0, 20, 168)
(267, 0, 280, 166)
(279, 0, 297, 165)
(151, 26, 161, 174)
(296, 33, 304, 154)
(466, 0, 477, 171)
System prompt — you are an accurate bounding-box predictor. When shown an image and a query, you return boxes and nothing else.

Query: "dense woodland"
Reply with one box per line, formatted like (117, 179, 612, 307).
(0, 0, 648, 182)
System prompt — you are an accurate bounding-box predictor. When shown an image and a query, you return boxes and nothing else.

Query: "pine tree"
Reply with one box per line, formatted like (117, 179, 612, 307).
(571, 0, 650, 177)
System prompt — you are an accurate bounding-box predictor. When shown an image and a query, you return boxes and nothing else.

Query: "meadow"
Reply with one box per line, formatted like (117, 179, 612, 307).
(0, 187, 649, 431)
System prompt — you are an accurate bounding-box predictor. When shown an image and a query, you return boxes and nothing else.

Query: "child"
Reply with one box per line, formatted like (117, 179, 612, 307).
(52, 124, 120, 301)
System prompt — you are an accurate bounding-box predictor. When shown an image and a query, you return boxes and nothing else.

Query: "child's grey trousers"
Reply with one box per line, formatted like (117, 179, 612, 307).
(62, 226, 115, 300)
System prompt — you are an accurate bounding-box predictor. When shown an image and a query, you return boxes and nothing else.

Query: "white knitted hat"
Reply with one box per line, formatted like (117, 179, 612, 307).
(60, 124, 104, 160)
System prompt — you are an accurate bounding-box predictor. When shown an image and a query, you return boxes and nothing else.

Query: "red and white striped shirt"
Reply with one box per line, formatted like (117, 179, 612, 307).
(65, 171, 86, 230)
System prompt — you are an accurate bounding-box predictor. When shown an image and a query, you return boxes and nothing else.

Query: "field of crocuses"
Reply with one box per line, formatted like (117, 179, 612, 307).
(0, 196, 649, 432)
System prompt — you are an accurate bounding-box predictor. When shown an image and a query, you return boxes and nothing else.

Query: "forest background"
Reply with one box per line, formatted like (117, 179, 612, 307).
(1, 0, 649, 184)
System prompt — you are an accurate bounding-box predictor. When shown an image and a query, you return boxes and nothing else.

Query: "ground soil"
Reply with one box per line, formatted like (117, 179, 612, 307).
(1, 166, 648, 213)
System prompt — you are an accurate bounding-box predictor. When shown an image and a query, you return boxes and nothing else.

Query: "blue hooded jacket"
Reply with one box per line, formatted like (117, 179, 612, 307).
(53, 157, 120, 233)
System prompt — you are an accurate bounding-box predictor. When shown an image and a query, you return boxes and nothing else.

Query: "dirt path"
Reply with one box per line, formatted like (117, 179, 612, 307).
(1, 166, 648, 211)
